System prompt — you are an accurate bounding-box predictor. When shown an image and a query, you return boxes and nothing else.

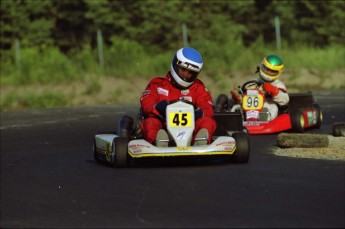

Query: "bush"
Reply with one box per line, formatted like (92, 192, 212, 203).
(104, 36, 146, 77)
(1, 47, 81, 85)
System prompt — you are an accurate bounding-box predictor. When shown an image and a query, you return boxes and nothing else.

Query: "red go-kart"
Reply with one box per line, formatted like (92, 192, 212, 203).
(214, 80, 323, 134)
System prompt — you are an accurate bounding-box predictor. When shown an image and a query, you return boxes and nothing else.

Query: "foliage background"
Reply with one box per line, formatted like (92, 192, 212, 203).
(1, 0, 344, 111)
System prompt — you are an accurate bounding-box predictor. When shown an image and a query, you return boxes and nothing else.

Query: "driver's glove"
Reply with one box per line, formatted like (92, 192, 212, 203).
(154, 100, 169, 118)
(263, 83, 279, 96)
(194, 108, 204, 120)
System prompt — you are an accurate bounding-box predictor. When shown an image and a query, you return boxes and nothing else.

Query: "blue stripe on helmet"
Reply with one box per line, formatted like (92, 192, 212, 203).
(182, 48, 203, 64)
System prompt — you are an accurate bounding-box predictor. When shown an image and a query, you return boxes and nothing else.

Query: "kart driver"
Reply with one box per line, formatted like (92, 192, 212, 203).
(140, 47, 216, 147)
(231, 54, 289, 121)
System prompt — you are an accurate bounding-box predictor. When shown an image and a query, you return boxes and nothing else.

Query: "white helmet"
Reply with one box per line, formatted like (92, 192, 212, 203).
(170, 47, 203, 89)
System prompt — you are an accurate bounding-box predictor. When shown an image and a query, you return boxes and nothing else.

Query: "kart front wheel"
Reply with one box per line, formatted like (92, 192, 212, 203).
(112, 137, 129, 168)
(232, 132, 250, 163)
(93, 139, 101, 163)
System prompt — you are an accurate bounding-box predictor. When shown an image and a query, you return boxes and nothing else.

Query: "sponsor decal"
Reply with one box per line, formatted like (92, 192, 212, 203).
(179, 96, 192, 102)
(176, 57, 200, 72)
(246, 110, 260, 120)
(157, 87, 169, 96)
(142, 90, 150, 96)
(129, 144, 150, 148)
(307, 111, 316, 125)
(132, 149, 142, 154)
(181, 89, 190, 95)
(176, 131, 186, 140)
(216, 141, 235, 147)
(244, 121, 268, 126)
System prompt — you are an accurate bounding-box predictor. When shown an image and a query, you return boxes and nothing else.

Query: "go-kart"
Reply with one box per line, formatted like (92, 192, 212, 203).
(214, 80, 323, 135)
(94, 100, 250, 168)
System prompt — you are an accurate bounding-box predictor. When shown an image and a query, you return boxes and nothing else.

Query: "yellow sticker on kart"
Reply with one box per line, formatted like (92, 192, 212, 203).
(169, 112, 192, 127)
(243, 93, 264, 110)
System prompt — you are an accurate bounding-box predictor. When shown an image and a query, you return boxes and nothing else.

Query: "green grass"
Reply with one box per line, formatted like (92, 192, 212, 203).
(1, 90, 68, 111)
(84, 77, 102, 95)
(1, 41, 344, 85)
(1, 39, 344, 111)
(281, 45, 345, 71)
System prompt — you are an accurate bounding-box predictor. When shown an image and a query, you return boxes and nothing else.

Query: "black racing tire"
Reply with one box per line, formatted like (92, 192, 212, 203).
(332, 122, 345, 137)
(93, 138, 101, 163)
(242, 126, 249, 134)
(112, 137, 129, 168)
(215, 94, 229, 112)
(117, 115, 134, 138)
(290, 109, 305, 133)
(232, 132, 250, 163)
(313, 104, 323, 129)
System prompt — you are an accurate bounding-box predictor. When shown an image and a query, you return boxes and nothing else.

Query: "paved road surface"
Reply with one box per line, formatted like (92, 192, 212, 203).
(1, 91, 344, 228)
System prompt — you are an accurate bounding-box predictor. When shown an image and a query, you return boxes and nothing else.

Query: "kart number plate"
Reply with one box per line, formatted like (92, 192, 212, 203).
(243, 93, 264, 110)
(169, 112, 192, 127)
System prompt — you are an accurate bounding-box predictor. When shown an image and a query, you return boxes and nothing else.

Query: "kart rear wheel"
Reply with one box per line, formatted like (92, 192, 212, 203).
(291, 109, 305, 133)
(112, 137, 129, 168)
(232, 132, 250, 163)
(313, 104, 323, 129)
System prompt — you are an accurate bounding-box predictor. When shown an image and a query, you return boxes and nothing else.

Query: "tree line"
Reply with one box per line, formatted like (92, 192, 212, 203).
(1, 0, 344, 57)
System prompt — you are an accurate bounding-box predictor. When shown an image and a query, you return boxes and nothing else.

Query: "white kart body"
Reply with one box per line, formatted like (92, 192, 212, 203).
(127, 136, 236, 158)
(94, 101, 237, 163)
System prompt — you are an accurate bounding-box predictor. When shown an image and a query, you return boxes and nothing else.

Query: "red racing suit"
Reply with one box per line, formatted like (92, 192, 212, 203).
(140, 72, 216, 144)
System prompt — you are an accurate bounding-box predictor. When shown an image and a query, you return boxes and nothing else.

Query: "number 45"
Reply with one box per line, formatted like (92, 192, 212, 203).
(172, 113, 189, 126)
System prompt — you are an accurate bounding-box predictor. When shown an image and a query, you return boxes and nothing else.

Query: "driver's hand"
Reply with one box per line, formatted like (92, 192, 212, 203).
(231, 89, 242, 104)
(194, 108, 204, 120)
(154, 100, 169, 117)
(263, 83, 279, 96)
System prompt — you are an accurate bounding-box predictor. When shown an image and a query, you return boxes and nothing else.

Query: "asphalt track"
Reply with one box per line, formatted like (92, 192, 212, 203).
(1, 91, 344, 228)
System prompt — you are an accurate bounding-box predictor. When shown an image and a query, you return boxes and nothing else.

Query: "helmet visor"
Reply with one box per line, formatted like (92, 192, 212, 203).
(176, 60, 200, 82)
(261, 64, 279, 76)
(176, 59, 201, 73)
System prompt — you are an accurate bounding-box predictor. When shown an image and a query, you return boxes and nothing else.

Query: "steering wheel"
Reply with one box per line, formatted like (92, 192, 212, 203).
(241, 80, 263, 94)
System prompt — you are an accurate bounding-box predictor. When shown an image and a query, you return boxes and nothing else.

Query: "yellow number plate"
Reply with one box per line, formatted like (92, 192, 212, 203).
(243, 94, 264, 110)
(169, 112, 192, 127)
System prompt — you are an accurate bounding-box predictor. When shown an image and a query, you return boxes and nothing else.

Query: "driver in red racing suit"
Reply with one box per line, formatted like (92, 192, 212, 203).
(140, 47, 216, 146)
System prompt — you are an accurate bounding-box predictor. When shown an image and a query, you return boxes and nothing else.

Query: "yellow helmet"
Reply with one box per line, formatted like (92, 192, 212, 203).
(259, 54, 284, 82)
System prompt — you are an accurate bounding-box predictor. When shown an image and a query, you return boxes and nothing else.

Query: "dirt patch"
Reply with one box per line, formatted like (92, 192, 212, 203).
(274, 136, 345, 161)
